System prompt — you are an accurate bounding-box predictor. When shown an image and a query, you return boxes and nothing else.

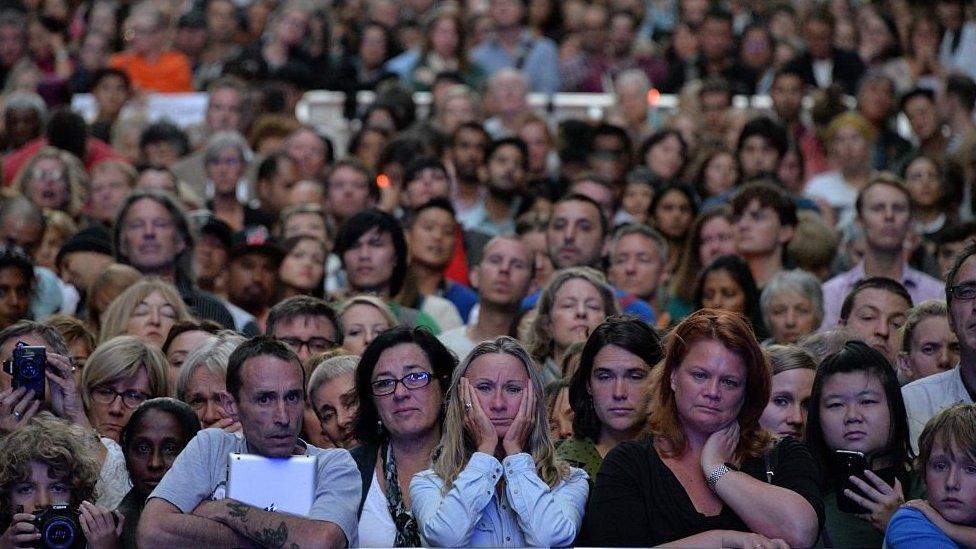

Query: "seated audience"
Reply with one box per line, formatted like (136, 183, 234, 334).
(308, 354, 360, 449)
(98, 278, 193, 346)
(759, 345, 817, 439)
(338, 295, 398, 356)
(896, 300, 959, 385)
(760, 270, 824, 345)
(176, 331, 245, 432)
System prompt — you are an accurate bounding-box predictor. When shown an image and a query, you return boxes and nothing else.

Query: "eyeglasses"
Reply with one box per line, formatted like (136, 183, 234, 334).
(279, 337, 336, 355)
(90, 387, 149, 409)
(370, 371, 433, 396)
(949, 283, 976, 301)
(31, 168, 64, 182)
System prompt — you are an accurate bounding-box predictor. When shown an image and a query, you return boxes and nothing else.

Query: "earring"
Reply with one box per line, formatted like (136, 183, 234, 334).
(377, 419, 384, 435)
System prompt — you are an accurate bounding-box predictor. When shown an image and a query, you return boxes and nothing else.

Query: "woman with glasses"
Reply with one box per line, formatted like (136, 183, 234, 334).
(348, 326, 455, 547)
(12, 146, 88, 220)
(410, 336, 589, 547)
(203, 131, 252, 232)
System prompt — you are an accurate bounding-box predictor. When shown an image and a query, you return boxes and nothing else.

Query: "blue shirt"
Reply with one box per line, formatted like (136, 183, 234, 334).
(885, 507, 961, 549)
(442, 280, 478, 323)
(521, 287, 657, 325)
(470, 31, 560, 93)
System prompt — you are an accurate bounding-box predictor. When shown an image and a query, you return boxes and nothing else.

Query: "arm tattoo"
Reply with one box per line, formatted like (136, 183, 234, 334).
(225, 501, 300, 549)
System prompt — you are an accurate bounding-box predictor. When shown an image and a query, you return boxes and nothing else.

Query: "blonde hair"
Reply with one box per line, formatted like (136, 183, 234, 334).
(432, 336, 570, 492)
(339, 294, 398, 330)
(98, 278, 192, 343)
(80, 335, 170, 410)
(42, 210, 78, 242)
(917, 403, 976, 474)
(12, 147, 88, 217)
(86, 263, 142, 334)
(900, 300, 949, 353)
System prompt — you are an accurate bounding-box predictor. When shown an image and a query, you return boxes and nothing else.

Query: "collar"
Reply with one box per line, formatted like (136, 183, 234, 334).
(849, 261, 920, 288)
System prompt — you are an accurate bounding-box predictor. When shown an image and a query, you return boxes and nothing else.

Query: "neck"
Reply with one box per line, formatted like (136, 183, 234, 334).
(412, 263, 444, 296)
(914, 208, 942, 224)
(863, 249, 905, 280)
(139, 264, 177, 284)
(840, 167, 871, 186)
(212, 192, 239, 207)
(743, 250, 783, 288)
(470, 302, 518, 341)
(389, 427, 441, 470)
(485, 192, 514, 221)
(497, 26, 521, 46)
(279, 285, 303, 300)
(456, 177, 481, 200)
(352, 284, 391, 300)
(595, 426, 640, 457)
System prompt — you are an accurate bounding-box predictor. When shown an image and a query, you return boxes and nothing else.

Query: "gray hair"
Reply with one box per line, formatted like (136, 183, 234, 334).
(203, 131, 252, 165)
(614, 69, 651, 95)
(0, 320, 70, 357)
(609, 223, 669, 264)
(797, 327, 864, 366)
(307, 354, 359, 402)
(4, 91, 47, 121)
(760, 269, 825, 329)
(176, 331, 245, 401)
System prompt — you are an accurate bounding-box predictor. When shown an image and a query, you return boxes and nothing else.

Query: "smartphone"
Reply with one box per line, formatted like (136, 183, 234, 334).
(833, 450, 898, 513)
(8, 343, 46, 401)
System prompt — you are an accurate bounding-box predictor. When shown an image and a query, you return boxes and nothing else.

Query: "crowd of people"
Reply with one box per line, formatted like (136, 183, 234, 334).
(4, 0, 976, 547)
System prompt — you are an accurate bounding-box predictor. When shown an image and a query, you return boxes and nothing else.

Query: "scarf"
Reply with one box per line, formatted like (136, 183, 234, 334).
(383, 442, 421, 547)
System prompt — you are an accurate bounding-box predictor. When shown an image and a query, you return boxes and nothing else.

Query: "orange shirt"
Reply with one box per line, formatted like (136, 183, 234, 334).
(108, 50, 193, 92)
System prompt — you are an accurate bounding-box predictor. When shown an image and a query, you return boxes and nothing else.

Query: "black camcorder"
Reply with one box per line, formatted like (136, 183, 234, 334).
(2, 342, 47, 401)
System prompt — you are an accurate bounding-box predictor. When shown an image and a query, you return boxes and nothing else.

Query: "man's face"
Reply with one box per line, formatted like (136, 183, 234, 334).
(60, 251, 113, 293)
(227, 253, 278, 314)
(1, 216, 42, 256)
(270, 315, 338, 364)
(608, 233, 666, 301)
(206, 0, 237, 39)
(450, 128, 487, 181)
(343, 228, 397, 295)
(738, 135, 780, 179)
(118, 198, 185, 273)
(805, 19, 833, 59)
(205, 88, 244, 133)
(490, 0, 523, 29)
(0, 24, 25, 67)
(475, 238, 533, 308)
(841, 288, 910, 363)
(734, 199, 791, 258)
(287, 130, 327, 180)
(904, 96, 940, 141)
(858, 184, 911, 255)
(89, 165, 132, 224)
(0, 266, 29, 329)
(940, 239, 974, 280)
(5, 108, 40, 149)
(579, 6, 608, 54)
(406, 207, 456, 270)
(326, 166, 372, 222)
(233, 355, 305, 457)
(700, 17, 733, 61)
(949, 255, 976, 357)
(771, 74, 804, 122)
(193, 234, 229, 282)
(571, 181, 614, 224)
(858, 80, 894, 125)
(700, 91, 731, 134)
(546, 199, 604, 269)
(486, 144, 525, 196)
(258, 158, 298, 215)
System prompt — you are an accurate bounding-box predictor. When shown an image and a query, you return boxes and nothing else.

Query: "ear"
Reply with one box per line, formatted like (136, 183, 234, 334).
(895, 353, 913, 384)
(778, 224, 795, 247)
(219, 392, 239, 423)
(669, 368, 677, 393)
(469, 267, 480, 290)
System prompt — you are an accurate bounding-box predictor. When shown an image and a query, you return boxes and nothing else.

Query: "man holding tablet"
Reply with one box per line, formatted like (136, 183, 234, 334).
(137, 336, 360, 548)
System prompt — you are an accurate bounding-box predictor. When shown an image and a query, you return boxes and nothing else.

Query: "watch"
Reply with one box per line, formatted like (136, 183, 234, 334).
(706, 462, 737, 490)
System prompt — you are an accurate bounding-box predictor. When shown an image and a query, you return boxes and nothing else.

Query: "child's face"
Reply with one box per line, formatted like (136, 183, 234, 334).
(621, 183, 653, 220)
(926, 440, 976, 525)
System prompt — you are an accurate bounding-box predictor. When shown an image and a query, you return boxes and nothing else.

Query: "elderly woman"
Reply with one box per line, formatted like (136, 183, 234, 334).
(98, 278, 193, 347)
(338, 295, 398, 356)
(759, 345, 818, 440)
(308, 354, 359, 449)
(760, 269, 824, 345)
(0, 416, 121, 549)
(12, 146, 88, 219)
(896, 300, 959, 384)
(527, 267, 620, 385)
(581, 309, 823, 548)
(176, 331, 245, 432)
(410, 336, 589, 547)
(557, 316, 663, 479)
(204, 131, 252, 232)
(349, 327, 455, 547)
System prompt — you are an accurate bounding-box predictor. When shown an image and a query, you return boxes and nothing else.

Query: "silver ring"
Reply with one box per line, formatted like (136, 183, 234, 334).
(13, 411, 21, 419)
(464, 402, 472, 411)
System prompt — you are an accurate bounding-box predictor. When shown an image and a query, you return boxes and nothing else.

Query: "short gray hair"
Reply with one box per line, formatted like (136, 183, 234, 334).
(307, 354, 358, 402)
(760, 269, 824, 329)
(609, 223, 669, 264)
(176, 331, 245, 401)
(203, 131, 251, 165)
(614, 69, 651, 95)
(0, 320, 69, 357)
(4, 91, 47, 120)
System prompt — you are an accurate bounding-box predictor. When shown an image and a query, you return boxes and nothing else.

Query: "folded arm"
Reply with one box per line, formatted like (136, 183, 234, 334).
(136, 497, 257, 548)
(194, 498, 348, 549)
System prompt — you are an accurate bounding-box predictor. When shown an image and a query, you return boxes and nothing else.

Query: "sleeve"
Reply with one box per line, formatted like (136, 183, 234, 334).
(579, 442, 655, 547)
(148, 430, 219, 513)
(309, 449, 362, 548)
(884, 507, 958, 549)
(527, 39, 560, 94)
(503, 453, 589, 547)
(768, 438, 826, 533)
(410, 452, 502, 547)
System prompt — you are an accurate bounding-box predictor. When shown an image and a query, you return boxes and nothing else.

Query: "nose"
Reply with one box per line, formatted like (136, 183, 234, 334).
(625, 258, 638, 275)
(784, 309, 797, 328)
(147, 448, 165, 470)
(875, 318, 889, 340)
(612, 377, 627, 400)
(946, 464, 962, 491)
(272, 399, 288, 425)
(148, 308, 161, 325)
(786, 403, 804, 427)
(392, 379, 411, 401)
(108, 395, 125, 416)
(940, 346, 953, 369)
(489, 388, 506, 412)
(703, 377, 721, 400)
(35, 489, 51, 510)
(574, 302, 587, 318)
(843, 403, 862, 424)
(337, 407, 353, 430)
(363, 329, 376, 349)
(202, 401, 223, 426)
(296, 346, 311, 363)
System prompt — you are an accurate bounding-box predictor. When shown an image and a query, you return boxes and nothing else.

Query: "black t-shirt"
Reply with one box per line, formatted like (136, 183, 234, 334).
(578, 436, 825, 547)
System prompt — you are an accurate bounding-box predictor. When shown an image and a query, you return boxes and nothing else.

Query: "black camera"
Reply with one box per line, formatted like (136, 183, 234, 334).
(2, 342, 46, 400)
(30, 504, 85, 549)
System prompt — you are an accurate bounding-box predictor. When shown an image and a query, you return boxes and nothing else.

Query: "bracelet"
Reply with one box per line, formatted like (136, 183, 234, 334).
(706, 462, 736, 490)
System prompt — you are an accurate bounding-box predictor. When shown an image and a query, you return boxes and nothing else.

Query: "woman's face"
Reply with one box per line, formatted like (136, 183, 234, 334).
(165, 330, 214, 391)
(184, 366, 230, 428)
(340, 303, 392, 356)
(621, 182, 653, 220)
(777, 150, 804, 194)
(26, 157, 70, 211)
(646, 136, 684, 180)
(124, 408, 186, 496)
(904, 157, 943, 210)
(125, 291, 179, 347)
(311, 371, 359, 448)
(670, 338, 747, 435)
(467, 352, 531, 439)
(767, 290, 818, 344)
(10, 461, 71, 515)
(34, 228, 65, 270)
(371, 343, 442, 440)
(701, 270, 747, 314)
(831, 126, 870, 171)
(698, 216, 736, 265)
(550, 385, 573, 439)
(275, 8, 307, 46)
(429, 17, 459, 57)
(818, 370, 892, 457)
(206, 146, 245, 195)
(653, 190, 694, 241)
(279, 239, 326, 292)
(549, 278, 606, 355)
(87, 365, 152, 441)
(703, 152, 737, 198)
(760, 368, 816, 439)
(588, 345, 653, 440)
(904, 316, 959, 381)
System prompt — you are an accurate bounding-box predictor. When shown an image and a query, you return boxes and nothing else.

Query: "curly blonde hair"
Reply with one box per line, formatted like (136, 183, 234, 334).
(0, 414, 100, 527)
(12, 147, 88, 218)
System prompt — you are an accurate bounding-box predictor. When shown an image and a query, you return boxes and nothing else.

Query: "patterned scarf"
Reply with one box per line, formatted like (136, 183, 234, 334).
(383, 442, 421, 547)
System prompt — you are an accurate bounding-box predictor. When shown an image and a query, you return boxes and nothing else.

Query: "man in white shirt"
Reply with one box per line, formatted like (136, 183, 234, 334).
(902, 242, 976, 452)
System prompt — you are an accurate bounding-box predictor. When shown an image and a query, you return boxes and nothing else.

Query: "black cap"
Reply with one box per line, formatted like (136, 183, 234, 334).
(178, 10, 207, 29)
(199, 218, 234, 251)
(56, 226, 113, 266)
(229, 227, 284, 265)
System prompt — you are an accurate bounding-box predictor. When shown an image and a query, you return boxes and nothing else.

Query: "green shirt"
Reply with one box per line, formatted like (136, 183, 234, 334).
(555, 437, 603, 481)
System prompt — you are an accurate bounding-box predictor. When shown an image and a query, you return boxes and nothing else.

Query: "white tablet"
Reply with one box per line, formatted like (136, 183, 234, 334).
(226, 453, 316, 516)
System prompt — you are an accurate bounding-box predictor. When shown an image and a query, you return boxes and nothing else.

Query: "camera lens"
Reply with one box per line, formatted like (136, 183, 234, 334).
(42, 517, 79, 549)
(21, 361, 38, 378)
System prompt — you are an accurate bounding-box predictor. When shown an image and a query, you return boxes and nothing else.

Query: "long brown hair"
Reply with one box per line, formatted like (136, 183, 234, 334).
(647, 309, 773, 461)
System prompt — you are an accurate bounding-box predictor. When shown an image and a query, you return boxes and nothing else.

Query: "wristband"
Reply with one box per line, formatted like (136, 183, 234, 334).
(706, 462, 737, 490)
